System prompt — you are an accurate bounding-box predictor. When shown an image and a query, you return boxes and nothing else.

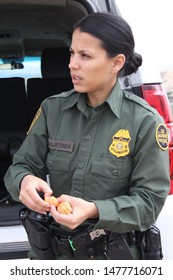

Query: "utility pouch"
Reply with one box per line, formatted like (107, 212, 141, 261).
(104, 232, 134, 260)
(19, 207, 55, 260)
(139, 225, 163, 260)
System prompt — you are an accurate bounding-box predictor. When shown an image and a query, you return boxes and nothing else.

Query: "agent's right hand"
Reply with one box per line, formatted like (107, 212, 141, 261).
(19, 174, 52, 214)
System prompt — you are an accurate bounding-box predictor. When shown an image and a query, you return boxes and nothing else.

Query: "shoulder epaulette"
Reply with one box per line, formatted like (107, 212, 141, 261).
(123, 90, 157, 115)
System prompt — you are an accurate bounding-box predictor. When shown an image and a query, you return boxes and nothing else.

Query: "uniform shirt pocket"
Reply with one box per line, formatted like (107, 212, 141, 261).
(88, 157, 132, 199)
(46, 155, 70, 171)
(46, 154, 71, 195)
(91, 157, 132, 180)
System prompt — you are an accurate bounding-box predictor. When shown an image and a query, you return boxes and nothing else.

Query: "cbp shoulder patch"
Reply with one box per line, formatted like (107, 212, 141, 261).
(155, 124, 168, 150)
(27, 107, 42, 134)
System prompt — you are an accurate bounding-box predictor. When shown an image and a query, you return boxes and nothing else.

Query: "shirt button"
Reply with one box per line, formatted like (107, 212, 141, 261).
(85, 135, 91, 140)
(112, 169, 120, 176)
(74, 191, 80, 197)
(78, 163, 85, 169)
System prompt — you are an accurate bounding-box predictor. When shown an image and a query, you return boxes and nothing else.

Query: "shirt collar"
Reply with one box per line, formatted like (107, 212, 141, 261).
(105, 81, 123, 118)
(60, 89, 80, 110)
(61, 90, 90, 117)
(61, 81, 123, 118)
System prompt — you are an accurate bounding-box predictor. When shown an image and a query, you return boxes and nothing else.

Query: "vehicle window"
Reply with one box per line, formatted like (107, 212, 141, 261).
(0, 56, 41, 78)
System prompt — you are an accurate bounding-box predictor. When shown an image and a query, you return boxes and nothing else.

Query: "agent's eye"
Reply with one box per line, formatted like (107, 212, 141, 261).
(81, 53, 91, 59)
(69, 49, 74, 56)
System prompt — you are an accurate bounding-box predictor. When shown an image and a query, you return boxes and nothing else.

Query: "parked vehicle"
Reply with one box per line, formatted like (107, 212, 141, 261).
(0, 0, 172, 259)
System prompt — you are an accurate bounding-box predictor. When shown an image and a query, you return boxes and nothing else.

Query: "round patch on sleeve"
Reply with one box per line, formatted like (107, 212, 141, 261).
(155, 124, 168, 150)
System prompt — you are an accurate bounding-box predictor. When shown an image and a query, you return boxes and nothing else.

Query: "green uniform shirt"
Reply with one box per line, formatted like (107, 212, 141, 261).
(4, 82, 170, 233)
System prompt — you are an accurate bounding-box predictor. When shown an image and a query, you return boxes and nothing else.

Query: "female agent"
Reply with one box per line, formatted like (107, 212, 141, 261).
(4, 12, 170, 260)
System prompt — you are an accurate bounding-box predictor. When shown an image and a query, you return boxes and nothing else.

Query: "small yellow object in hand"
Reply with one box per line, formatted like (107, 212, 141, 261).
(45, 196, 72, 214)
(57, 201, 72, 215)
(44, 196, 59, 207)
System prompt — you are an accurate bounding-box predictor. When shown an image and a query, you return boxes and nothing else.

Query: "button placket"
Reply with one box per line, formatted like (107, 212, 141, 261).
(71, 109, 104, 197)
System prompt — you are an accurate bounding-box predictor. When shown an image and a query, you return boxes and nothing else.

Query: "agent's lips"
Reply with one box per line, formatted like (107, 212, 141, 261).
(71, 74, 83, 84)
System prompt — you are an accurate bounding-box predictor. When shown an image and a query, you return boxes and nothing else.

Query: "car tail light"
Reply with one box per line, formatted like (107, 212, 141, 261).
(167, 122, 173, 194)
(141, 84, 173, 194)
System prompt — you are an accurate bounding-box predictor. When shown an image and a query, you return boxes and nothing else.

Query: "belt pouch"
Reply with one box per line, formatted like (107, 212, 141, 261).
(51, 236, 73, 258)
(20, 208, 55, 259)
(139, 225, 163, 260)
(105, 232, 134, 260)
(72, 234, 91, 259)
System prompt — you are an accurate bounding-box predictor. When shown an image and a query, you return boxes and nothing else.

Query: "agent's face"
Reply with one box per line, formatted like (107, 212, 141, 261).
(69, 29, 119, 95)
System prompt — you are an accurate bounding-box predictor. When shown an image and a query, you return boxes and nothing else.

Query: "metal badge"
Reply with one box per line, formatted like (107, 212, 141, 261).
(109, 129, 131, 157)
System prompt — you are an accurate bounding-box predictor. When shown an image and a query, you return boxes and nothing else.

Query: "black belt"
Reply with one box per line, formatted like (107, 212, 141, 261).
(50, 226, 108, 259)
(50, 226, 137, 259)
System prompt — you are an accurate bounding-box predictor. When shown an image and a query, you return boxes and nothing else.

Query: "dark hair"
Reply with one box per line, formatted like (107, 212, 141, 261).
(73, 12, 142, 76)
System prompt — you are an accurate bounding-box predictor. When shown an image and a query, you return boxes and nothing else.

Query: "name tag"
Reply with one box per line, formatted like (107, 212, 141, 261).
(48, 138, 74, 152)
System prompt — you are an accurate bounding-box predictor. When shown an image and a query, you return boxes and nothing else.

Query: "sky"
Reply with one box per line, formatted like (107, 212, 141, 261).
(115, 0, 173, 72)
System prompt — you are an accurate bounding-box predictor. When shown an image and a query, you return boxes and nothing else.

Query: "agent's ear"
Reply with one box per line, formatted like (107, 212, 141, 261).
(112, 54, 126, 73)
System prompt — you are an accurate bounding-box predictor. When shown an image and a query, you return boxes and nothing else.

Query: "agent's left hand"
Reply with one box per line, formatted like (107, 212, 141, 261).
(50, 194, 99, 230)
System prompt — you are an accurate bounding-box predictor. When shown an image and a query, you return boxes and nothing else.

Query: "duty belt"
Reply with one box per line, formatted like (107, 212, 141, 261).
(19, 207, 138, 260)
(50, 226, 108, 259)
(50, 226, 137, 259)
